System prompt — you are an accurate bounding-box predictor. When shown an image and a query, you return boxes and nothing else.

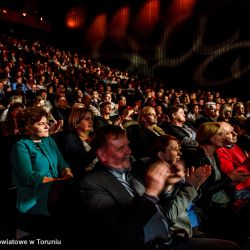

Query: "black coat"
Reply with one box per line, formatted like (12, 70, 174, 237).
(62, 131, 96, 182)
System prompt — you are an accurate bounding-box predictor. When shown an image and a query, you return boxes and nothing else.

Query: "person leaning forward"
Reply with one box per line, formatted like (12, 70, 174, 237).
(78, 125, 241, 250)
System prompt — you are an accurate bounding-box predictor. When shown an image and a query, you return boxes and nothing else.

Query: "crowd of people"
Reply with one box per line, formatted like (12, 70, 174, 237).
(1, 33, 250, 249)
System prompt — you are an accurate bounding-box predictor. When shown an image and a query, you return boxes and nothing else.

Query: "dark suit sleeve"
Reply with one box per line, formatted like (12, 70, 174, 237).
(80, 177, 157, 250)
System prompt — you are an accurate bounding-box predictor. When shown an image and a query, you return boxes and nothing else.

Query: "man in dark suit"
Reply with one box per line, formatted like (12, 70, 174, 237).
(79, 125, 240, 250)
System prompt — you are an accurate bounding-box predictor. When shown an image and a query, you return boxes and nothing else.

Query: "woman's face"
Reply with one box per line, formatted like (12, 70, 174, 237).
(77, 90, 83, 98)
(30, 116, 50, 138)
(77, 112, 93, 133)
(158, 140, 181, 165)
(209, 130, 225, 148)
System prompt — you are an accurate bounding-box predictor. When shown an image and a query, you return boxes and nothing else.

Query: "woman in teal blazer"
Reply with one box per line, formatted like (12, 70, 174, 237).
(10, 106, 73, 216)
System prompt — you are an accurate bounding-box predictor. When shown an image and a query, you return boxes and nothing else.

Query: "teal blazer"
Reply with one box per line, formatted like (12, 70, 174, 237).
(10, 136, 69, 216)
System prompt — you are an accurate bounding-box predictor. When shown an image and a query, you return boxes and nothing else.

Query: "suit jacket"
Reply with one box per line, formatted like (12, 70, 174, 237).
(79, 163, 157, 250)
(10, 136, 69, 215)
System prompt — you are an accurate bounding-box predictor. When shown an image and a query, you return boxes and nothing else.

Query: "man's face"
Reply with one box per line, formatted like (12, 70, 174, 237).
(98, 135, 132, 170)
(220, 123, 237, 146)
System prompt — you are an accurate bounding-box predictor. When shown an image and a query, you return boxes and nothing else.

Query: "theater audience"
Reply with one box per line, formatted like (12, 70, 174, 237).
(0, 32, 249, 247)
(79, 125, 240, 250)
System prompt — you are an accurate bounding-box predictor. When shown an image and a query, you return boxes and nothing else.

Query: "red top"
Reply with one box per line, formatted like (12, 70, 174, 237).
(216, 144, 250, 190)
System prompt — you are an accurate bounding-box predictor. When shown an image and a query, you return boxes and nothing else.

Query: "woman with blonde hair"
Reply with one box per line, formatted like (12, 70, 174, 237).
(62, 106, 97, 182)
(186, 122, 250, 246)
(127, 106, 165, 159)
(137, 106, 165, 136)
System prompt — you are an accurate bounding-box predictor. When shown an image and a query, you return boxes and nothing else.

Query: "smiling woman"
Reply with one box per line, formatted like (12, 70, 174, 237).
(10, 106, 74, 217)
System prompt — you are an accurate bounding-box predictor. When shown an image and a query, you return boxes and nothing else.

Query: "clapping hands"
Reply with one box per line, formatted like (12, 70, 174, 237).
(185, 165, 212, 190)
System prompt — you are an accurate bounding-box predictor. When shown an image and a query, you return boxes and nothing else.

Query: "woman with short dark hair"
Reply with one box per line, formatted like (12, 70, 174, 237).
(10, 106, 73, 216)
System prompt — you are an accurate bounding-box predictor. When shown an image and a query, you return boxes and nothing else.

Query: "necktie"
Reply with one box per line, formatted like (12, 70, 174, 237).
(117, 172, 135, 197)
(110, 169, 136, 197)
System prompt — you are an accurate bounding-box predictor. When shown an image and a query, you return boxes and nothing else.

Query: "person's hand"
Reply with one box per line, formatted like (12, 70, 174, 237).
(61, 168, 73, 178)
(49, 120, 63, 134)
(145, 160, 171, 197)
(185, 165, 211, 190)
(228, 169, 250, 183)
(168, 160, 186, 184)
(163, 160, 186, 192)
(43, 176, 71, 183)
(114, 116, 122, 126)
(43, 176, 55, 183)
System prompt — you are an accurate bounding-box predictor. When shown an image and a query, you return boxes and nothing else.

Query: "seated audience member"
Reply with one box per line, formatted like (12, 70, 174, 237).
(117, 105, 138, 129)
(216, 122, 250, 199)
(235, 117, 250, 153)
(185, 104, 202, 127)
(187, 122, 250, 246)
(232, 101, 246, 123)
(100, 91, 118, 116)
(63, 107, 97, 182)
(0, 95, 23, 123)
(93, 101, 119, 131)
(195, 102, 218, 128)
(245, 100, 250, 118)
(81, 93, 101, 117)
(162, 104, 198, 162)
(10, 106, 74, 217)
(52, 96, 71, 132)
(150, 134, 212, 238)
(217, 104, 233, 123)
(31, 95, 62, 134)
(127, 106, 165, 159)
(39, 89, 53, 113)
(0, 102, 25, 137)
(79, 125, 240, 250)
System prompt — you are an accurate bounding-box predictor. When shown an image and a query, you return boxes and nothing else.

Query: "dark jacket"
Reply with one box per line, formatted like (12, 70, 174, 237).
(79, 163, 157, 250)
(186, 147, 234, 210)
(62, 131, 96, 182)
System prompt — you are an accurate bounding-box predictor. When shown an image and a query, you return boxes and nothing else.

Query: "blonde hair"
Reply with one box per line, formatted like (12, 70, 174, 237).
(196, 122, 221, 145)
(68, 107, 92, 131)
(138, 106, 155, 125)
